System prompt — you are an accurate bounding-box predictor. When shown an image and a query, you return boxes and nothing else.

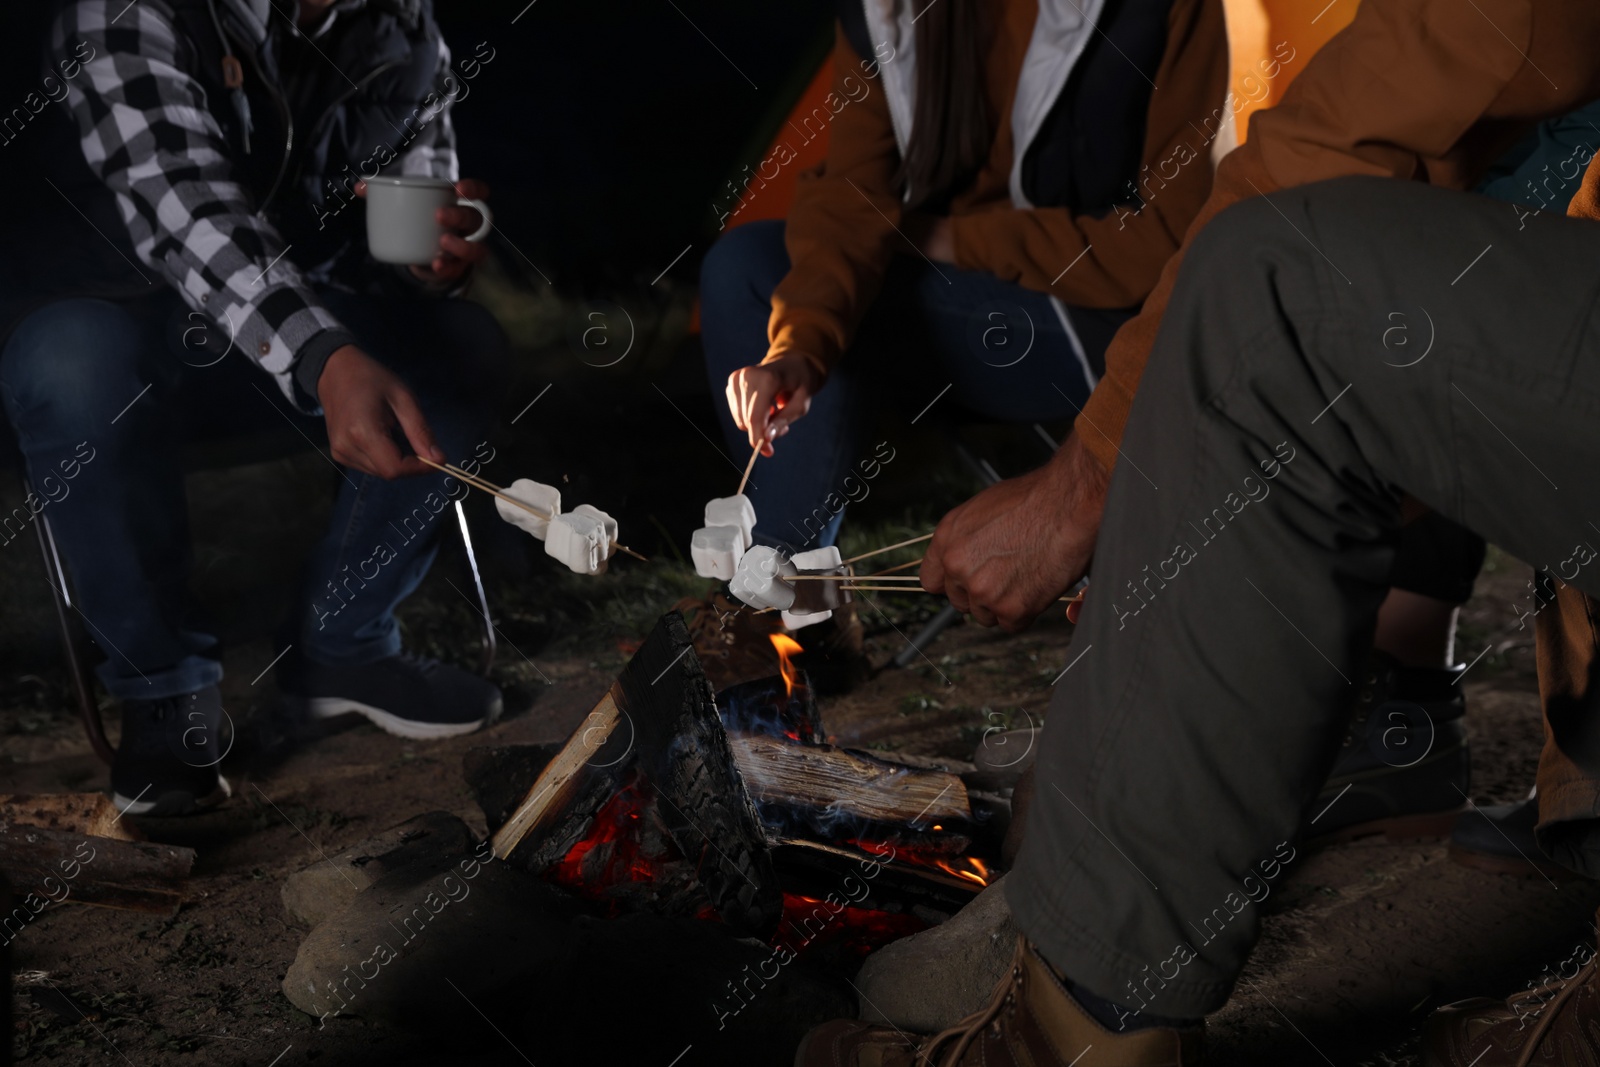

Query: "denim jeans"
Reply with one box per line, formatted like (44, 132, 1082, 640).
(0, 289, 504, 701)
(700, 219, 1128, 552)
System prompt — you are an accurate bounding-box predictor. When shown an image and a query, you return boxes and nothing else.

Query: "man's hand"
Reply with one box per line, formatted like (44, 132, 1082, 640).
(318, 345, 443, 479)
(921, 433, 1108, 631)
(725, 351, 824, 455)
(356, 178, 491, 284)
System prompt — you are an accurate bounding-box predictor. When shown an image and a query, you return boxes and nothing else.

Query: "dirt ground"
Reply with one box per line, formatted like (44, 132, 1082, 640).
(0, 274, 1592, 1064)
(3, 535, 1595, 1066)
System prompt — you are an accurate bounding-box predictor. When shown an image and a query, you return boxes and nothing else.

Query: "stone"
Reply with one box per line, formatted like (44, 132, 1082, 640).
(280, 811, 473, 928)
(854, 875, 1019, 1032)
(494, 479, 559, 540)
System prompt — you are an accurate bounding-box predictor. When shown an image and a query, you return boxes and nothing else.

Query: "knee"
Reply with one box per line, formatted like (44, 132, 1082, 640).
(1185, 194, 1305, 282)
(699, 219, 789, 318)
(0, 300, 145, 430)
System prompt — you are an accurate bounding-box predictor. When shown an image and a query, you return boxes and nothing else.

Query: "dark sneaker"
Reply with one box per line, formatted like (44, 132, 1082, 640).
(1422, 912, 1600, 1065)
(676, 592, 787, 694)
(795, 937, 1203, 1066)
(792, 601, 873, 695)
(1304, 653, 1470, 844)
(287, 652, 502, 740)
(110, 686, 233, 816)
(1449, 794, 1576, 880)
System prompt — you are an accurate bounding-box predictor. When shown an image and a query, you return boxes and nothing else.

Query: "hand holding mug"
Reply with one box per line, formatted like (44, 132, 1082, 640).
(361, 176, 492, 281)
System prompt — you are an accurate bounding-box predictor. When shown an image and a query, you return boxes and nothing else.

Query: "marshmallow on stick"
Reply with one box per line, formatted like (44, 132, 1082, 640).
(573, 504, 618, 562)
(545, 510, 609, 575)
(704, 495, 756, 551)
(782, 546, 842, 629)
(729, 546, 798, 610)
(691, 525, 744, 580)
(495, 479, 561, 540)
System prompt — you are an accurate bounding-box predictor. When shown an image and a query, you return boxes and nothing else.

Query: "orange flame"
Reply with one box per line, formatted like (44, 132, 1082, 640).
(770, 633, 803, 696)
(931, 856, 991, 887)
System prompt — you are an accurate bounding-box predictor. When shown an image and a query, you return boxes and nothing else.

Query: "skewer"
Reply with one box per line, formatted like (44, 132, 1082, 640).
(418, 456, 648, 562)
(840, 532, 934, 566)
(864, 556, 923, 578)
(419, 456, 549, 519)
(788, 573, 921, 581)
(843, 585, 1086, 604)
(736, 441, 762, 496)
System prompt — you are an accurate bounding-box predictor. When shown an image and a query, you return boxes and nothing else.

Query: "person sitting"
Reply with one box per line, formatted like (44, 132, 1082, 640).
(0, 0, 505, 816)
(702, 0, 1229, 557)
(792, 0, 1600, 1062)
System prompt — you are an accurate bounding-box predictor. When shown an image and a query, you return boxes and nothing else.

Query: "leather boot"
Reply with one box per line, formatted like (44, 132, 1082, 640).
(794, 937, 1203, 1066)
(1423, 912, 1600, 1065)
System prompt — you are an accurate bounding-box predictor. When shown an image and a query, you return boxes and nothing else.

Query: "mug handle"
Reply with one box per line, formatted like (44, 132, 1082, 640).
(456, 197, 493, 242)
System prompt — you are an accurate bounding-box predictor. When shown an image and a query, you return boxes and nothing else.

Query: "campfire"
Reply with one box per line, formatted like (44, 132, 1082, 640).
(487, 614, 996, 956)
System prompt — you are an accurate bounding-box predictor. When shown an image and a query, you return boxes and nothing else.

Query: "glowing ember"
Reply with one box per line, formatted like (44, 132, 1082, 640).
(770, 633, 803, 696)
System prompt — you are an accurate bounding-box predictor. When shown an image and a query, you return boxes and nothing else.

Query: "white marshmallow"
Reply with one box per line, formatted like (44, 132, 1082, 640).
(545, 511, 608, 575)
(704, 495, 756, 551)
(782, 608, 832, 631)
(790, 546, 842, 571)
(729, 545, 797, 610)
(495, 479, 560, 540)
(691, 525, 744, 580)
(572, 504, 618, 561)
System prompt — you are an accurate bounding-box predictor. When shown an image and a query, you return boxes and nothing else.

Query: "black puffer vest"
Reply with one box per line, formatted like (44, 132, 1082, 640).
(15, 0, 445, 318)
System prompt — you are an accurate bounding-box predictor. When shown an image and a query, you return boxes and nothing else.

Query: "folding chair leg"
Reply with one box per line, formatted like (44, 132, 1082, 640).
(31, 500, 113, 765)
(453, 498, 497, 676)
(892, 602, 964, 669)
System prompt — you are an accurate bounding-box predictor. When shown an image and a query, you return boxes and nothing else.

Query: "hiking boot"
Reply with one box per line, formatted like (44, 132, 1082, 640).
(1450, 793, 1576, 880)
(676, 592, 787, 694)
(794, 938, 1203, 1067)
(1422, 920, 1600, 1065)
(111, 686, 233, 816)
(1304, 653, 1469, 844)
(283, 651, 502, 740)
(793, 601, 872, 695)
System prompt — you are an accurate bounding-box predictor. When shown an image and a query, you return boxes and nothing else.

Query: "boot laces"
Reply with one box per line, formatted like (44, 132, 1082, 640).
(915, 939, 1028, 1066)
(1516, 951, 1597, 1067)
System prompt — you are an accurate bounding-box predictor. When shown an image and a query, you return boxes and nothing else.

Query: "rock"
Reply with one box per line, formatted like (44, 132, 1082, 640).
(281, 851, 853, 1065)
(280, 811, 474, 927)
(282, 844, 582, 1025)
(854, 874, 1018, 1032)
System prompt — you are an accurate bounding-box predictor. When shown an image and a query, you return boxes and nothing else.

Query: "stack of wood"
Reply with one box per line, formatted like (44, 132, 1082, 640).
(486, 613, 986, 938)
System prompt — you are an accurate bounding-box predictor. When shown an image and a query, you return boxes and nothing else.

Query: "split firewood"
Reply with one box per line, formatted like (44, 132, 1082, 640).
(729, 735, 973, 831)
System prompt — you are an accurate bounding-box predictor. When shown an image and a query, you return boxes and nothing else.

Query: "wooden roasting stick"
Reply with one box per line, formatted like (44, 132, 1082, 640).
(418, 456, 648, 562)
(736, 441, 762, 497)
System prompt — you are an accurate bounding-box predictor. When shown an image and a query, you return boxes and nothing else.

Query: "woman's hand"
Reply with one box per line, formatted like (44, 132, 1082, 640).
(725, 351, 824, 454)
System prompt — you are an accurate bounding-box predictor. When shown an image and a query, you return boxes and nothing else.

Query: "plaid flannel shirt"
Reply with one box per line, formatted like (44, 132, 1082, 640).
(50, 0, 460, 411)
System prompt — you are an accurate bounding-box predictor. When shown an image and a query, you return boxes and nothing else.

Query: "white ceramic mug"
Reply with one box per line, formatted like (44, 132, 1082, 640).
(364, 175, 492, 265)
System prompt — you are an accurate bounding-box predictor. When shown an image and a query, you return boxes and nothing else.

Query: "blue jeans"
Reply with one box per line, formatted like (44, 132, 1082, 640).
(0, 290, 505, 701)
(700, 219, 1127, 552)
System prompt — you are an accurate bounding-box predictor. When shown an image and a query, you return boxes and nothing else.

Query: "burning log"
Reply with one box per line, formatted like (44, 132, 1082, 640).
(485, 612, 992, 940)
(730, 735, 972, 842)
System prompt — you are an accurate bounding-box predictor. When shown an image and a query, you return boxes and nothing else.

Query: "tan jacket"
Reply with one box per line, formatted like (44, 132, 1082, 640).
(1078, 0, 1600, 472)
(767, 0, 1230, 380)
